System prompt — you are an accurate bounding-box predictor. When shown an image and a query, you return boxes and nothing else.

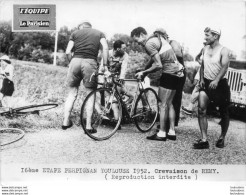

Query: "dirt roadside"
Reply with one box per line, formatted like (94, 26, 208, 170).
(1, 116, 245, 164)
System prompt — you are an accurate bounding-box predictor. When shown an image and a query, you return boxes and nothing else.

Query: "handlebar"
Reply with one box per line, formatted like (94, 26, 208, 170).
(89, 72, 122, 86)
(89, 72, 142, 87)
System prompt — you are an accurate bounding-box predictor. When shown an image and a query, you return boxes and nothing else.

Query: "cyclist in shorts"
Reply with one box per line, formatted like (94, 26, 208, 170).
(131, 27, 184, 141)
(193, 27, 230, 149)
(62, 21, 109, 132)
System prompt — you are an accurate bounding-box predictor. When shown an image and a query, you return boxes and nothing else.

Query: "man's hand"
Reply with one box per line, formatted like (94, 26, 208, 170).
(104, 70, 111, 78)
(209, 80, 219, 89)
(135, 71, 145, 81)
(199, 79, 205, 89)
(118, 79, 125, 85)
(66, 53, 72, 62)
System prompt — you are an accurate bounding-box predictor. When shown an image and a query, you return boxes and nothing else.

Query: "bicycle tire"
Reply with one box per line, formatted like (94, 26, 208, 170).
(14, 104, 58, 114)
(81, 88, 122, 141)
(0, 128, 25, 146)
(133, 88, 159, 132)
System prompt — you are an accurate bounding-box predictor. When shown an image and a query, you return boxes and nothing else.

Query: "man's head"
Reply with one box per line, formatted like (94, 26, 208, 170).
(78, 21, 92, 29)
(204, 27, 221, 45)
(113, 40, 126, 57)
(130, 27, 148, 45)
(154, 28, 169, 39)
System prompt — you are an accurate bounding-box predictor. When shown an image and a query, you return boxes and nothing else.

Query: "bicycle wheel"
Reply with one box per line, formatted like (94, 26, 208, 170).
(133, 88, 159, 132)
(14, 104, 58, 114)
(0, 128, 25, 146)
(81, 88, 122, 141)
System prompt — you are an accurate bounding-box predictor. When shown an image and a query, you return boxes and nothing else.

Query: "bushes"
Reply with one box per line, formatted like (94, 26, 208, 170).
(31, 48, 53, 64)
(55, 52, 69, 67)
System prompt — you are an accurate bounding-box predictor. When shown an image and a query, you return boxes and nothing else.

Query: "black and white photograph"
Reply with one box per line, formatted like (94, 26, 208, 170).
(0, 0, 245, 194)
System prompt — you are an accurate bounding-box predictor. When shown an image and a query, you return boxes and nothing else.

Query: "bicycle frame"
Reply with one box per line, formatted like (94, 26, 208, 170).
(92, 72, 154, 121)
(122, 78, 145, 117)
(111, 78, 152, 121)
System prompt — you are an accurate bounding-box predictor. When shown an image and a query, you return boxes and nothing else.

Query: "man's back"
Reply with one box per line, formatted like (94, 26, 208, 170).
(70, 28, 105, 60)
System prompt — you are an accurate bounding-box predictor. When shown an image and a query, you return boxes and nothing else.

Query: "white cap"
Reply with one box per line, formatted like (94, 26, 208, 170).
(0, 55, 11, 64)
(204, 26, 221, 35)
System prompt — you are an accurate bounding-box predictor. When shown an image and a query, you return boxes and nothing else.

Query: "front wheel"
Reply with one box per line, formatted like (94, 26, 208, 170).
(80, 88, 122, 141)
(133, 88, 159, 132)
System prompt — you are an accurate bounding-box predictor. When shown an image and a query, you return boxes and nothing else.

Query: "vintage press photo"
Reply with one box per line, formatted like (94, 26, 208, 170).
(0, 0, 245, 194)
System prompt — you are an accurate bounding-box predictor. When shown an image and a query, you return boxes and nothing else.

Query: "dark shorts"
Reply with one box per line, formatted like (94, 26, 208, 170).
(67, 58, 98, 88)
(200, 78, 231, 106)
(0, 78, 14, 96)
(159, 73, 180, 90)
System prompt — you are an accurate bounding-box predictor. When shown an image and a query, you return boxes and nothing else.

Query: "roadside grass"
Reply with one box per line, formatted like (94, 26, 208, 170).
(0, 59, 245, 164)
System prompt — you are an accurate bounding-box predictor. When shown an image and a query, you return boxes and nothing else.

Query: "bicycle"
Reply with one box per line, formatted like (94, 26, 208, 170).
(0, 103, 58, 118)
(0, 103, 58, 146)
(80, 72, 159, 141)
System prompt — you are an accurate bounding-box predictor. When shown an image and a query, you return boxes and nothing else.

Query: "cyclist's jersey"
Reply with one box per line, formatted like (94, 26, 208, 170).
(69, 28, 105, 60)
(108, 49, 129, 79)
(203, 45, 224, 80)
(145, 36, 183, 77)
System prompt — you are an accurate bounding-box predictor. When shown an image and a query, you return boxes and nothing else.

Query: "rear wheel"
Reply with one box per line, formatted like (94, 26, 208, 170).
(81, 88, 122, 141)
(134, 88, 159, 132)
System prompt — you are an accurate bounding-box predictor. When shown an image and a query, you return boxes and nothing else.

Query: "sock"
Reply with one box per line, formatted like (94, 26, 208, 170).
(157, 131, 166, 138)
(168, 129, 176, 135)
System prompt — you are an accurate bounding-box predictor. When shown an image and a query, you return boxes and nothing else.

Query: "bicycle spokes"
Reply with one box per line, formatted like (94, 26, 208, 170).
(81, 88, 122, 141)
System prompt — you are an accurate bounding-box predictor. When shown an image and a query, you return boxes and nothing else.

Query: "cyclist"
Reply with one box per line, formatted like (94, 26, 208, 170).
(131, 27, 184, 141)
(62, 21, 109, 132)
(108, 40, 133, 101)
(98, 40, 134, 127)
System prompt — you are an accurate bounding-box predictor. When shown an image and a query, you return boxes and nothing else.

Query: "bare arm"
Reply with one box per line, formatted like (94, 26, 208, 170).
(142, 53, 162, 76)
(144, 58, 154, 70)
(199, 57, 205, 88)
(214, 48, 230, 82)
(170, 40, 183, 58)
(195, 48, 204, 65)
(119, 54, 128, 79)
(100, 37, 109, 67)
(208, 48, 230, 89)
(65, 40, 74, 62)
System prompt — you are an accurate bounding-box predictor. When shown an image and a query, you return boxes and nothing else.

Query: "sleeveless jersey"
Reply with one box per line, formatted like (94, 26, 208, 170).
(203, 45, 224, 80)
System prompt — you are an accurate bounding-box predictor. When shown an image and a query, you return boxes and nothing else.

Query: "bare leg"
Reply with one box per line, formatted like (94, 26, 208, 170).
(63, 87, 78, 126)
(112, 103, 119, 120)
(84, 88, 95, 129)
(168, 103, 176, 132)
(198, 91, 209, 141)
(158, 87, 176, 136)
(218, 104, 230, 140)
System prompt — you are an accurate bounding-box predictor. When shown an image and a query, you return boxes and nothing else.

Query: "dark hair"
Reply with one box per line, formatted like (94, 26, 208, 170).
(78, 22, 92, 29)
(113, 40, 125, 50)
(130, 27, 147, 38)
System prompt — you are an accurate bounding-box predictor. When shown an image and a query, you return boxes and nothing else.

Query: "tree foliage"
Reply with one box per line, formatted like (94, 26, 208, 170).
(0, 21, 12, 54)
(109, 33, 145, 53)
